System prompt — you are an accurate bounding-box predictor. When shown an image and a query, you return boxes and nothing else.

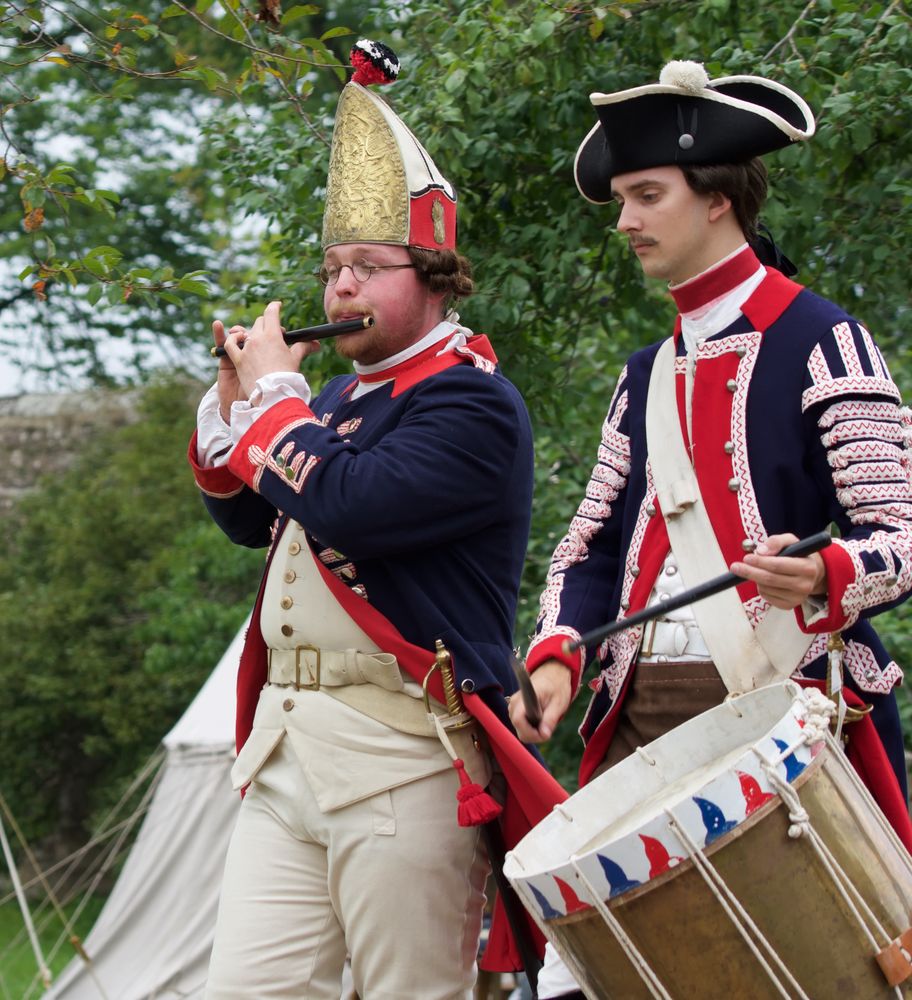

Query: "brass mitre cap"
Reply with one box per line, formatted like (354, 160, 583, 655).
(321, 40, 457, 252)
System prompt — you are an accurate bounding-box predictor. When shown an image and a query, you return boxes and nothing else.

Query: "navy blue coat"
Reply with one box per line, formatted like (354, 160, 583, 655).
(528, 265, 912, 805)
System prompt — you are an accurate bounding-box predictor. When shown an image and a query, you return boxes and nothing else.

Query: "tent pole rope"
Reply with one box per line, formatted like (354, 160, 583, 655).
(24, 758, 167, 1000)
(61, 760, 164, 951)
(0, 747, 165, 911)
(0, 807, 51, 988)
(0, 749, 166, 1000)
(39, 748, 168, 943)
(15, 767, 165, 1000)
(0, 787, 93, 960)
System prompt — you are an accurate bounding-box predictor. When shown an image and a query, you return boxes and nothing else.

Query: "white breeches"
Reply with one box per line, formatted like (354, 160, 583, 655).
(205, 737, 490, 999)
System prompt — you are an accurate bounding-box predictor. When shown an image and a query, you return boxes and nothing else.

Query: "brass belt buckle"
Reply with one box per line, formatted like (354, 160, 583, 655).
(294, 644, 321, 690)
(640, 618, 658, 658)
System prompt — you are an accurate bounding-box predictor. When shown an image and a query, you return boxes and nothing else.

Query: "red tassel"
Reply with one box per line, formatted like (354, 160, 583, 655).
(453, 758, 502, 827)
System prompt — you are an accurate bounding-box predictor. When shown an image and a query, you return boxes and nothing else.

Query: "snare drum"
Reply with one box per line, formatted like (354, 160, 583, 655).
(504, 681, 912, 998)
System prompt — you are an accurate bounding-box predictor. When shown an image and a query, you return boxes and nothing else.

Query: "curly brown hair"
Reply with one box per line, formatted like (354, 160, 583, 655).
(681, 158, 768, 241)
(407, 246, 475, 302)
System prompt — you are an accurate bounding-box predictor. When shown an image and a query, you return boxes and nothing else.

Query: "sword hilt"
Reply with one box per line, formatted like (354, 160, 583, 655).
(422, 640, 472, 729)
(435, 639, 464, 717)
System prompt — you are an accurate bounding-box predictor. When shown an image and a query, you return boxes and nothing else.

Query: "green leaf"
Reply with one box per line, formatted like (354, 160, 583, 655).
(444, 68, 466, 93)
(320, 26, 353, 41)
(181, 66, 228, 89)
(528, 18, 556, 44)
(46, 164, 77, 184)
(176, 278, 211, 297)
(282, 5, 318, 24)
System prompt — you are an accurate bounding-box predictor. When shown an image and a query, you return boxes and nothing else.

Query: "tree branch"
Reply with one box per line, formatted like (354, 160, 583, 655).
(765, 0, 817, 61)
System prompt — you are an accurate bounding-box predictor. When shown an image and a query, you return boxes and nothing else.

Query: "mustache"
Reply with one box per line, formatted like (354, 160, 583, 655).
(628, 237, 657, 249)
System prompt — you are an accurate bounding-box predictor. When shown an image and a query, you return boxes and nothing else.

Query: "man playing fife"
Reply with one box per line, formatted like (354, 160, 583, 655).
(512, 58, 912, 872)
(190, 40, 564, 1000)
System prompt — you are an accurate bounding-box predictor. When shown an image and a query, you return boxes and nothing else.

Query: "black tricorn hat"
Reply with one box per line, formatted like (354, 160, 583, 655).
(575, 60, 815, 204)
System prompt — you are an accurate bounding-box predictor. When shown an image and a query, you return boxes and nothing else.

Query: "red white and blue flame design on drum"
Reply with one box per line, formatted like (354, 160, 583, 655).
(508, 685, 825, 922)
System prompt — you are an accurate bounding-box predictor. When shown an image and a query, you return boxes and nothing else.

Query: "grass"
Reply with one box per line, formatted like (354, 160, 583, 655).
(0, 893, 105, 1000)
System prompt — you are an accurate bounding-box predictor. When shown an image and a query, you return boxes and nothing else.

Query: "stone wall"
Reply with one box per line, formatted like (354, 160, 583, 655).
(0, 390, 139, 514)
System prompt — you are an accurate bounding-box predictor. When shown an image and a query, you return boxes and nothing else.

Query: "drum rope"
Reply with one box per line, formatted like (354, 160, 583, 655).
(759, 753, 907, 998)
(821, 730, 912, 881)
(757, 738, 895, 954)
(666, 812, 810, 999)
(570, 861, 674, 999)
(800, 689, 912, 880)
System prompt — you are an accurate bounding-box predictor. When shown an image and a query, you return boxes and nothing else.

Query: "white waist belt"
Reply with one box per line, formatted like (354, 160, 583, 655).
(267, 646, 403, 692)
(639, 619, 711, 661)
(263, 645, 491, 790)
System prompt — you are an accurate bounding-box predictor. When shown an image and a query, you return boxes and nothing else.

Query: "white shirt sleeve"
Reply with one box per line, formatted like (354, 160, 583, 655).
(196, 384, 234, 467)
(230, 372, 313, 444)
(195, 373, 314, 468)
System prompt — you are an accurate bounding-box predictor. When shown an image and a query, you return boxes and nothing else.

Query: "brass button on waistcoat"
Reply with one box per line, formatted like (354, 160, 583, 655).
(284, 570, 296, 584)
(282, 698, 294, 711)
(280, 596, 293, 610)
(281, 624, 294, 637)
(288, 541, 301, 555)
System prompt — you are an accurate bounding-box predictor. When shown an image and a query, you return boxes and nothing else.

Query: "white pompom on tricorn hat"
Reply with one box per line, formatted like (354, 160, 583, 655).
(574, 59, 816, 204)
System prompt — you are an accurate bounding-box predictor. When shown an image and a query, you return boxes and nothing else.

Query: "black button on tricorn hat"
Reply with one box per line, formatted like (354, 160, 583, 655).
(574, 60, 816, 204)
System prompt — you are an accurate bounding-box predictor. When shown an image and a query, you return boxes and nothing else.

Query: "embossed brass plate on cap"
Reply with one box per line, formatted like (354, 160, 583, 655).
(322, 85, 409, 248)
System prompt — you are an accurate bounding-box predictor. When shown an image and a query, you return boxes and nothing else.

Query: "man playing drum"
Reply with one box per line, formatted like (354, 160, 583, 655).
(509, 59, 912, 999)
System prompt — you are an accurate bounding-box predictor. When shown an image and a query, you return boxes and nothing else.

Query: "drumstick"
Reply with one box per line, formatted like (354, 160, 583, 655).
(210, 315, 374, 357)
(511, 653, 542, 729)
(564, 531, 832, 654)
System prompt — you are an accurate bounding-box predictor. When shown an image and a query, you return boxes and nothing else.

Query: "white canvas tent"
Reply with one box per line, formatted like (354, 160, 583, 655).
(44, 621, 247, 1000)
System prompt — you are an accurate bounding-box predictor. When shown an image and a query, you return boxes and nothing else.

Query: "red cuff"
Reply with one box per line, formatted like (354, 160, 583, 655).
(795, 540, 855, 633)
(187, 431, 245, 498)
(227, 397, 318, 490)
(525, 634, 582, 694)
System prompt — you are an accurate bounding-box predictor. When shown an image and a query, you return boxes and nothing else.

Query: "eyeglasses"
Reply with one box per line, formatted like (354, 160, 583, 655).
(316, 262, 416, 286)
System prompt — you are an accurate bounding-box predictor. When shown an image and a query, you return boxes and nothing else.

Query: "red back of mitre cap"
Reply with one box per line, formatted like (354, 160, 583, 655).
(409, 188, 457, 251)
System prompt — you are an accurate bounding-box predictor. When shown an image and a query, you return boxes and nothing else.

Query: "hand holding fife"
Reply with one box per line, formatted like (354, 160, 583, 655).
(730, 532, 828, 610)
(509, 659, 573, 743)
(212, 318, 247, 424)
(214, 301, 317, 421)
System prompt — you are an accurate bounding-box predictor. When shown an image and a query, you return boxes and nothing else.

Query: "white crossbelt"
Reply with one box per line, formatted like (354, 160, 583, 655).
(645, 338, 815, 691)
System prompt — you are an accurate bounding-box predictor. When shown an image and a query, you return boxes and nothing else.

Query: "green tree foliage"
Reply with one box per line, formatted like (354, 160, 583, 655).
(0, 378, 261, 845)
(0, 0, 358, 384)
(0, 0, 910, 818)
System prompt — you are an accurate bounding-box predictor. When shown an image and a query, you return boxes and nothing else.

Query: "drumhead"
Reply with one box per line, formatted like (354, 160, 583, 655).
(504, 680, 824, 918)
